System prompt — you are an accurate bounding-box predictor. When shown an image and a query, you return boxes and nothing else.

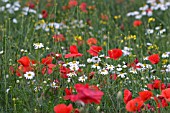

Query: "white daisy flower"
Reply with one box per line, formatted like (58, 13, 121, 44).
(162, 52, 170, 58)
(50, 82, 59, 88)
(118, 73, 127, 78)
(145, 64, 152, 69)
(33, 43, 44, 49)
(116, 67, 122, 72)
(91, 56, 101, 63)
(69, 65, 79, 71)
(91, 63, 101, 70)
(99, 69, 108, 75)
(145, 29, 154, 35)
(79, 64, 86, 67)
(122, 65, 127, 68)
(129, 68, 138, 74)
(87, 58, 92, 63)
(122, 50, 131, 56)
(67, 72, 77, 77)
(6, 3, 11, 9)
(24, 71, 35, 80)
(106, 64, 115, 71)
(78, 75, 87, 82)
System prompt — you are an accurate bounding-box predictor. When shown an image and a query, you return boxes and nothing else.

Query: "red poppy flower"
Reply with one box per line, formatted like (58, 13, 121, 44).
(17, 56, 31, 67)
(154, 96, 168, 108)
(110, 74, 117, 80)
(126, 97, 144, 112)
(54, 104, 73, 113)
(68, 0, 78, 7)
(87, 38, 97, 46)
(87, 45, 102, 56)
(147, 79, 165, 90)
(42, 57, 53, 65)
(42, 64, 56, 75)
(100, 14, 109, 21)
(65, 45, 83, 58)
(148, 54, 160, 64)
(124, 89, 132, 104)
(17, 56, 35, 74)
(60, 66, 70, 78)
(53, 34, 66, 42)
(79, 2, 88, 13)
(133, 20, 142, 27)
(18, 65, 33, 73)
(74, 108, 80, 113)
(42, 10, 48, 18)
(41, 57, 56, 75)
(161, 88, 170, 102)
(27, 2, 35, 9)
(108, 48, 123, 60)
(65, 88, 73, 95)
(64, 84, 104, 104)
(139, 91, 153, 102)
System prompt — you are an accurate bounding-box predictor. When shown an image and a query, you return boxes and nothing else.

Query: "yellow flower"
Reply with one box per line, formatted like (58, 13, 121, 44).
(148, 18, 155, 23)
(114, 15, 121, 19)
(74, 36, 83, 41)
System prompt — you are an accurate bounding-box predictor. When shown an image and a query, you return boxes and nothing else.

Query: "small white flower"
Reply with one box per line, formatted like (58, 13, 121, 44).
(129, 68, 138, 74)
(99, 54, 105, 57)
(0, 50, 3, 54)
(16, 80, 20, 83)
(91, 64, 101, 70)
(78, 75, 87, 82)
(106, 64, 115, 71)
(67, 78, 71, 82)
(165, 64, 170, 72)
(116, 68, 122, 71)
(87, 58, 92, 63)
(145, 29, 154, 35)
(122, 50, 131, 56)
(79, 64, 86, 67)
(6, 88, 10, 93)
(33, 43, 44, 49)
(2, 0, 9, 3)
(67, 72, 77, 77)
(155, 26, 161, 30)
(24, 71, 35, 80)
(0, 6, 5, 12)
(124, 47, 133, 51)
(99, 69, 108, 75)
(91, 56, 101, 63)
(162, 52, 170, 58)
(12, 18, 18, 24)
(122, 65, 127, 68)
(118, 73, 127, 78)
(69, 65, 79, 71)
(38, 14, 43, 18)
(50, 82, 59, 88)
(143, 57, 148, 60)
(146, 43, 152, 46)
(6, 3, 11, 9)
(145, 64, 152, 69)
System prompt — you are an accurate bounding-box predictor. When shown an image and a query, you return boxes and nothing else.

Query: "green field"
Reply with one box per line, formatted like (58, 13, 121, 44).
(1, 0, 170, 113)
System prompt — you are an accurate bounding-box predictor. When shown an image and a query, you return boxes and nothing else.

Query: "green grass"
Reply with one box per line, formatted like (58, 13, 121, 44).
(1, 0, 170, 113)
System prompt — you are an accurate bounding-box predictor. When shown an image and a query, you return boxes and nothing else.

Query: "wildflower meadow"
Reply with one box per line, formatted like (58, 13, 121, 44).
(1, 0, 170, 113)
